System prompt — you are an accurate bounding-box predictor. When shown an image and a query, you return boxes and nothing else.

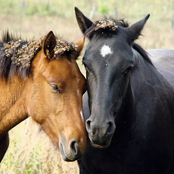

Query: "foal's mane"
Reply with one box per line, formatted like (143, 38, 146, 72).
(0, 31, 77, 80)
(85, 17, 153, 66)
(0, 31, 32, 80)
(0, 31, 45, 80)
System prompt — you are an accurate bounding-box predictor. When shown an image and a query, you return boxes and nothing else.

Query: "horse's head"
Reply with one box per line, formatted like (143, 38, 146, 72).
(28, 31, 87, 161)
(75, 7, 149, 148)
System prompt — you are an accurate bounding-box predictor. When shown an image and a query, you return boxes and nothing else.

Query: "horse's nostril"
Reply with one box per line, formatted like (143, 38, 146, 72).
(86, 119, 91, 132)
(70, 139, 78, 155)
(106, 121, 115, 135)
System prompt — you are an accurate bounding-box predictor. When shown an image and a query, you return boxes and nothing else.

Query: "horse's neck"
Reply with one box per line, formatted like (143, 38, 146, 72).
(131, 48, 159, 88)
(0, 55, 42, 138)
(0, 48, 42, 137)
(115, 50, 155, 132)
(1, 76, 26, 110)
(0, 75, 29, 137)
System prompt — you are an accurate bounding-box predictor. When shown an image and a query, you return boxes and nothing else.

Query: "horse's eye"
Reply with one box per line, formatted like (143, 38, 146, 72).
(50, 84, 60, 93)
(123, 66, 132, 74)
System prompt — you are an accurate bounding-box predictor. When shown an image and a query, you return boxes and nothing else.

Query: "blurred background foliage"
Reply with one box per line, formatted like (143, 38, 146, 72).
(0, 0, 173, 20)
(0, 0, 174, 47)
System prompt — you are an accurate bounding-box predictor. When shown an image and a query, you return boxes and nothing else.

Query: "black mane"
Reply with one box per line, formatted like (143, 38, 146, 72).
(0, 31, 77, 80)
(1, 30, 21, 43)
(132, 43, 154, 66)
(0, 31, 31, 80)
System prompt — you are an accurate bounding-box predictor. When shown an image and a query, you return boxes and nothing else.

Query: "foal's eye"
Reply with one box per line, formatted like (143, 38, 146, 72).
(50, 84, 60, 93)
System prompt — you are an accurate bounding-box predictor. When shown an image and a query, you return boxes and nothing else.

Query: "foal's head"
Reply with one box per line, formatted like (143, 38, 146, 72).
(26, 31, 87, 161)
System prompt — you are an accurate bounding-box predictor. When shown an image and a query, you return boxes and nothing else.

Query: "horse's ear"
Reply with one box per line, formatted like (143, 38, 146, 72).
(72, 37, 85, 60)
(75, 7, 93, 34)
(125, 14, 150, 44)
(42, 31, 56, 59)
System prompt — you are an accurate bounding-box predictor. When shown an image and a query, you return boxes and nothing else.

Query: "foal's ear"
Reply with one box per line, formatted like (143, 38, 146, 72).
(75, 7, 93, 34)
(42, 31, 56, 59)
(125, 14, 150, 44)
(72, 37, 85, 60)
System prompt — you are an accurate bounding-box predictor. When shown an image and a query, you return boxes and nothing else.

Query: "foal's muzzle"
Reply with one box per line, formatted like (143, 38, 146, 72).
(60, 139, 82, 161)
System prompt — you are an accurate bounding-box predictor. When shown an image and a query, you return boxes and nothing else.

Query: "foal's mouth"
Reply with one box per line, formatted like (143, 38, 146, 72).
(59, 143, 82, 162)
(59, 143, 73, 161)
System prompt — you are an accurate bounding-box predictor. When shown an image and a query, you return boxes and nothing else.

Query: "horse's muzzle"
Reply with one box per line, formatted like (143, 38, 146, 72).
(86, 118, 116, 148)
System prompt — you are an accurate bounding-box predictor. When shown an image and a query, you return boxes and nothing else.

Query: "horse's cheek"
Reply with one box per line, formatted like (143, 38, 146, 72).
(51, 94, 64, 114)
(56, 96, 64, 113)
(27, 90, 46, 124)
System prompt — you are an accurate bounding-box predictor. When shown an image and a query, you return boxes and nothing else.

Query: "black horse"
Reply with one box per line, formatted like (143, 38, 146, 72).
(75, 7, 174, 174)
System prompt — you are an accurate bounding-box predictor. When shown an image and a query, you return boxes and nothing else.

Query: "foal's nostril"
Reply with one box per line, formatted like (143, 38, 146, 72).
(70, 139, 78, 155)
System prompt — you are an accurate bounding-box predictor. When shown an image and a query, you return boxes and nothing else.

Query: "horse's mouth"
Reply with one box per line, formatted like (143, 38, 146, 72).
(90, 138, 112, 148)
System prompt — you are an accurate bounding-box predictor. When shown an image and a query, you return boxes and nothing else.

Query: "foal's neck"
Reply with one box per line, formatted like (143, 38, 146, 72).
(0, 51, 42, 137)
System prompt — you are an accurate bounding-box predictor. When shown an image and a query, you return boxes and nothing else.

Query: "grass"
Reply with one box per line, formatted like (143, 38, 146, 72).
(0, 0, 174, 173)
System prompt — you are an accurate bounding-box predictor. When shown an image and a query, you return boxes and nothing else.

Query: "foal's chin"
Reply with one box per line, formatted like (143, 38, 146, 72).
(52, 135, 87, 162)
(59, 142, 82, 162)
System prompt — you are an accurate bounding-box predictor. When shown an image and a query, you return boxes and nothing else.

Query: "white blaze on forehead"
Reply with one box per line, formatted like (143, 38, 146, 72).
(100, 44, 113, 57)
